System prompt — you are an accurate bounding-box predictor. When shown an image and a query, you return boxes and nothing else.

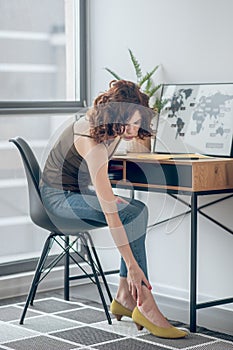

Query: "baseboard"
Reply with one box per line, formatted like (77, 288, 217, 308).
(155, 288, 233, 336)
(0, 263, 92, 300)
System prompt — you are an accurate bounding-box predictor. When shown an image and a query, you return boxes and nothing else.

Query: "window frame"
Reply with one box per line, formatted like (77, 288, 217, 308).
(0, 0, 87, 114)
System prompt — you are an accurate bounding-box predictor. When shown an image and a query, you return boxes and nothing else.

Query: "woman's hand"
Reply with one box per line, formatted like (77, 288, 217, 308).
(127, 263, 152, 306)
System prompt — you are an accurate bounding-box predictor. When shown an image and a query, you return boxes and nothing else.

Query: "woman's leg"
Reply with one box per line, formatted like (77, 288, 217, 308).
(41, 186, 171, 328)
(115, 198, 171, 328)
(40, 186, 107, 224)
(41, 186, 149, 276)
(114, 198, 148, 310)
(117, 198, 148, 279)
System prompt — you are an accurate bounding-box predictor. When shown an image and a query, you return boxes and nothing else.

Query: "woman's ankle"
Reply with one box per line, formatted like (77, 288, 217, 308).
(138, 287, 171, 328)
(115, 277, 136, 310)
(115, 292, 136, 310)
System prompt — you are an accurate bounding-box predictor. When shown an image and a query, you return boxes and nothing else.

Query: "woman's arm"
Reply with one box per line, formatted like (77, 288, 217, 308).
(75, 138, 150, 304)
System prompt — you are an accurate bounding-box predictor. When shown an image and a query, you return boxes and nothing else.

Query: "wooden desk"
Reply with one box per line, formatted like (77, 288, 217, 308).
(109, 153, 233, 332)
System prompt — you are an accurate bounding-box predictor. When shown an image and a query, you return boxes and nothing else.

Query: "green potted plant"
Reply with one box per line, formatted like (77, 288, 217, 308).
(105, 49, 163, 113)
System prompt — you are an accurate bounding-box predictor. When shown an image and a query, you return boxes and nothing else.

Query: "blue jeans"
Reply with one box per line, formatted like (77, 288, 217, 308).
(40, 185, 148, 279)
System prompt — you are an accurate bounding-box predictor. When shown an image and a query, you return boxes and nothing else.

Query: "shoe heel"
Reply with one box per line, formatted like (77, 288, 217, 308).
(114, 314, 123, 321)
(110, 299, 133, 321)
(135, 322, 144, 331)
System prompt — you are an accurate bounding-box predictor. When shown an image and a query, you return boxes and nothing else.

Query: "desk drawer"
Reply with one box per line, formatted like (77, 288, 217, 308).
(126, 161, 192, 188)
(193, 161, 233, 191)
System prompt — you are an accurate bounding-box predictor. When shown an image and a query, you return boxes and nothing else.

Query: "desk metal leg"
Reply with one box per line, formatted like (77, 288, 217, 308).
(64, 236, 70, 301)
(190, 192, 197, 332)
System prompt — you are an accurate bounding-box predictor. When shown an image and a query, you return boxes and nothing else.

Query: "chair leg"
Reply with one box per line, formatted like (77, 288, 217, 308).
(64, 236, 70, 301)
(80, 235, 112, 325)
(19, 235, 54, 324)
(29, 235, 56, 306)
(84, 232, 113, 303)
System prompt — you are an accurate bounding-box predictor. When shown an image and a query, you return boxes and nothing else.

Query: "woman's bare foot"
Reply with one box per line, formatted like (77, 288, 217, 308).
(115, 278, 171, 328)
(115, 277, 136, 311)
(138, 285, 171, 328)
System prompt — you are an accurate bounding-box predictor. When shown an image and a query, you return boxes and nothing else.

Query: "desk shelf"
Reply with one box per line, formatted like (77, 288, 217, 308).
(110, 155, 233, 193)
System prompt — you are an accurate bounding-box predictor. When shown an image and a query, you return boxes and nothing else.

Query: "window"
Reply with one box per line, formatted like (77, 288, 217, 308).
(0, 0, 86, 110)
(0, 0, 87, 278)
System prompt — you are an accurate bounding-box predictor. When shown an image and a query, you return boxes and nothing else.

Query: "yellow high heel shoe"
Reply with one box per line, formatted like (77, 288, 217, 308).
(132, 307, 188, 339)
(110, 299, 133, 321)
(110, 300, 144, 330)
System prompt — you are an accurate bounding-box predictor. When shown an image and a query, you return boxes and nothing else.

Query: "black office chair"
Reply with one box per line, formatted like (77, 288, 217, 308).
(9, 137, 113, 325)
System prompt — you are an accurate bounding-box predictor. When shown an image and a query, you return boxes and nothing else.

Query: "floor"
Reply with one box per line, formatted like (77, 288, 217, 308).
(0, 285, 233, 350)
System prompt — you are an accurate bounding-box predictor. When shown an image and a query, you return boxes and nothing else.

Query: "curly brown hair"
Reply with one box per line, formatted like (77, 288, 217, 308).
(87, 80, 154, 143)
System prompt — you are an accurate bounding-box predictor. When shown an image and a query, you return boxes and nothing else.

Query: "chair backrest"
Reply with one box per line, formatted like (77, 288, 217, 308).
(9, 137, 57, 231)
(10, 137, 107, 233)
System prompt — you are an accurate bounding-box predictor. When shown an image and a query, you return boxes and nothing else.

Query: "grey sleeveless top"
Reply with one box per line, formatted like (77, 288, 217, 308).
(40, 117, 121, 193)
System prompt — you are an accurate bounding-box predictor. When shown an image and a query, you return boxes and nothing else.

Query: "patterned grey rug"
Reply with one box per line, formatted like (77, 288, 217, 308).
(0, 297, 232, 350)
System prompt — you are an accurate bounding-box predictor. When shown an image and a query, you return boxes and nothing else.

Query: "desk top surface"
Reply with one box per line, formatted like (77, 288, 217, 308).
(113, 153, 233, 164)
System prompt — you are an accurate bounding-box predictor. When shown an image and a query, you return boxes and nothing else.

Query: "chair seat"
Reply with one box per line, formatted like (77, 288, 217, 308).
(34, 208, 107, 235)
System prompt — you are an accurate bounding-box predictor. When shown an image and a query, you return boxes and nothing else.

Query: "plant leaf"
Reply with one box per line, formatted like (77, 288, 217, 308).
(139, 65, 159, 87)
(148, 84, 161, 98)
(128, 49, 142, 81)
(152, 96, 168, 113)
(104, 67, 122, 80)
(144, 78, 153, 95)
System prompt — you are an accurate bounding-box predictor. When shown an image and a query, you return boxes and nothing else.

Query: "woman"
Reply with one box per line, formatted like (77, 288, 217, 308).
(40, 80, 187, 339)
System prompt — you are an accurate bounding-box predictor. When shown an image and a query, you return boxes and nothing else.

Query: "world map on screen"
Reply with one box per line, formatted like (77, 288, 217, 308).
(156, 84, 233, 156)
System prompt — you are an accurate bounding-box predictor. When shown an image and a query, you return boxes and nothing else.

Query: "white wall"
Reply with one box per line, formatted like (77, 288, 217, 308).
(88, 0, 233, 101)
(88, 0, 233, 335)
